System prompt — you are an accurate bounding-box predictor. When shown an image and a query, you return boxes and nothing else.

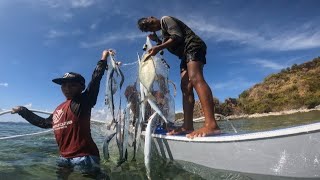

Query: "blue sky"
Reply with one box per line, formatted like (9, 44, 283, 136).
(1, 0, 320, 120)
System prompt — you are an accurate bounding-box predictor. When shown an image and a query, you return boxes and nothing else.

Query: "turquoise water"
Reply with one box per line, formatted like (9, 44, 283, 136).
(0, 110, 320, 180)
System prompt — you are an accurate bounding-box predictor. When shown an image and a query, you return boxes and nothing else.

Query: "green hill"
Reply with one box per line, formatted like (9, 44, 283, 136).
(188, 57, 320, 118)
(237, 57, 320, 114)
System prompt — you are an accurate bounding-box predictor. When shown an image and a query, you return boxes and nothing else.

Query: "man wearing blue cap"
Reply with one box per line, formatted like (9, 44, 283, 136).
(11, 49, 114, 179)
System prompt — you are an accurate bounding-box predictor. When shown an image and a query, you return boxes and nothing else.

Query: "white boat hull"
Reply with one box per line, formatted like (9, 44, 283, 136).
(143, 122, 320, 179)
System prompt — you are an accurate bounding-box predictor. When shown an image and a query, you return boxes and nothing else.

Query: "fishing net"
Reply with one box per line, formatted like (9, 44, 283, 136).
(120, 37, 176, 127)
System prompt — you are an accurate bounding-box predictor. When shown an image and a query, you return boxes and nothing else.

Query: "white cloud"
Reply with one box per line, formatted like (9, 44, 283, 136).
(39, 0, 61, 8)
(46, 30, 66, 39)
(91, 108, 112, 122)
(80, 32, 145, 48)
(261, 30, 320, 51)
(45, 29, 83, 42)
(249, 59, 286, 70)
(59, 12, 74, 21)
(186, 16, 320, 52)
(90, 23, 98, 30)
(187, 18, 254, 44)
(24, 103, 33, 108)
(0, 83, 8, 87)
(71, 29, 84, 36)
(71, 0, 95, 8)
(39, 0, 96, 8)
(213, 78, 255, 91)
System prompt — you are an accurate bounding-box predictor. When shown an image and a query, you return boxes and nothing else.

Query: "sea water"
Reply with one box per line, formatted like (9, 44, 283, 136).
(0, 110, 320, 180)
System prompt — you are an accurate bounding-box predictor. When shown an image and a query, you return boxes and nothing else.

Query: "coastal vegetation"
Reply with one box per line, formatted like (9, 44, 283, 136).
(186, 57, 320, 118)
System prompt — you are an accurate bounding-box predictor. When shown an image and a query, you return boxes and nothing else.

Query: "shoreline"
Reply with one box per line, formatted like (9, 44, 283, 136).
(226, 107, 320, 120)
(175, 106, 320, 122)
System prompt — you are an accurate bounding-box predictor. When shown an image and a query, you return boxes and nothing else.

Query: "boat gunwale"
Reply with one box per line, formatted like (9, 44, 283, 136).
(147, 121, 320, 143)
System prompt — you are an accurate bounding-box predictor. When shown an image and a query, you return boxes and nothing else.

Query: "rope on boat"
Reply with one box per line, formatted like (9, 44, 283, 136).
(0, 109, 52, 116)
(0, 109, 106, 140)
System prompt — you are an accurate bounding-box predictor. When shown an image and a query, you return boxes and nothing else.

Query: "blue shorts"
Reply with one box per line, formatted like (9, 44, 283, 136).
(56, 155, 100, 174)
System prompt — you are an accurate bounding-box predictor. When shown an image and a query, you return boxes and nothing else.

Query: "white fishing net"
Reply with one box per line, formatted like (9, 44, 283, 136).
(122, 37, 176, 127)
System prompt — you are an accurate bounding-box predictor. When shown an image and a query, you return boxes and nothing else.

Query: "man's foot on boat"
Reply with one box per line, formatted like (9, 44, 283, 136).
(186, 127, 221, 139)
(166, 127, 194, 135)
(162, 121, 175, 132)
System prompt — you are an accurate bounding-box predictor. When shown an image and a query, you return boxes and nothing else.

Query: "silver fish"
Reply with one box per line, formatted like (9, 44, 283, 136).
(102, 132, 116, 160)
(105, 68, 115, 123)
(111, 77, 118, 94)
(144, 112, 157, 179)
(147, 97, 168, 124)
(133, 82, 147, 157)
(105, 54, 125, 124)
(139, 55, 156, 91)
(110, 55, 124, 88)
(132, 99, 144, 161)
(138, 38, 156, 92)
(122, 102, 131, 160)
(115, 121, 124, 165)
(133, 56, 146, 158)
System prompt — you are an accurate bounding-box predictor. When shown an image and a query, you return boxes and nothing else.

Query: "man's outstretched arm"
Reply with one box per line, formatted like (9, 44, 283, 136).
(12, 106, 52, 129)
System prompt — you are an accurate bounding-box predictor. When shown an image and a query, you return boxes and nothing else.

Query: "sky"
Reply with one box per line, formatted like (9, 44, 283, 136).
(0, 0, 320, 120)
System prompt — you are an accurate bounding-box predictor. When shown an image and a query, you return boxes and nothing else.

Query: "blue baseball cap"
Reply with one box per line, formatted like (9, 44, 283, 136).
(52, 72, 85, 85)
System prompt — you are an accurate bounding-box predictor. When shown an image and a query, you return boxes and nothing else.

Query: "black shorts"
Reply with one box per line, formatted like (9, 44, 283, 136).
(180, 46, 207, 73)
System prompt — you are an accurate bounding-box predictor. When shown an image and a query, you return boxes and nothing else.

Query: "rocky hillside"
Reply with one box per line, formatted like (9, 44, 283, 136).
(183, 57, 320, 118)
(237, 57, 320, 114)
(175, 96, 228, 119)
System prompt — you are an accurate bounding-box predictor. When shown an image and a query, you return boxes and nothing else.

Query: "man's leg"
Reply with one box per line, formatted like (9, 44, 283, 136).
(56, 157, 73, 180)
(185, 61, 220, 138)
(181, 70, 195, 131)
(71, 156, 108, 179)
(167, 70, 194, 135)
